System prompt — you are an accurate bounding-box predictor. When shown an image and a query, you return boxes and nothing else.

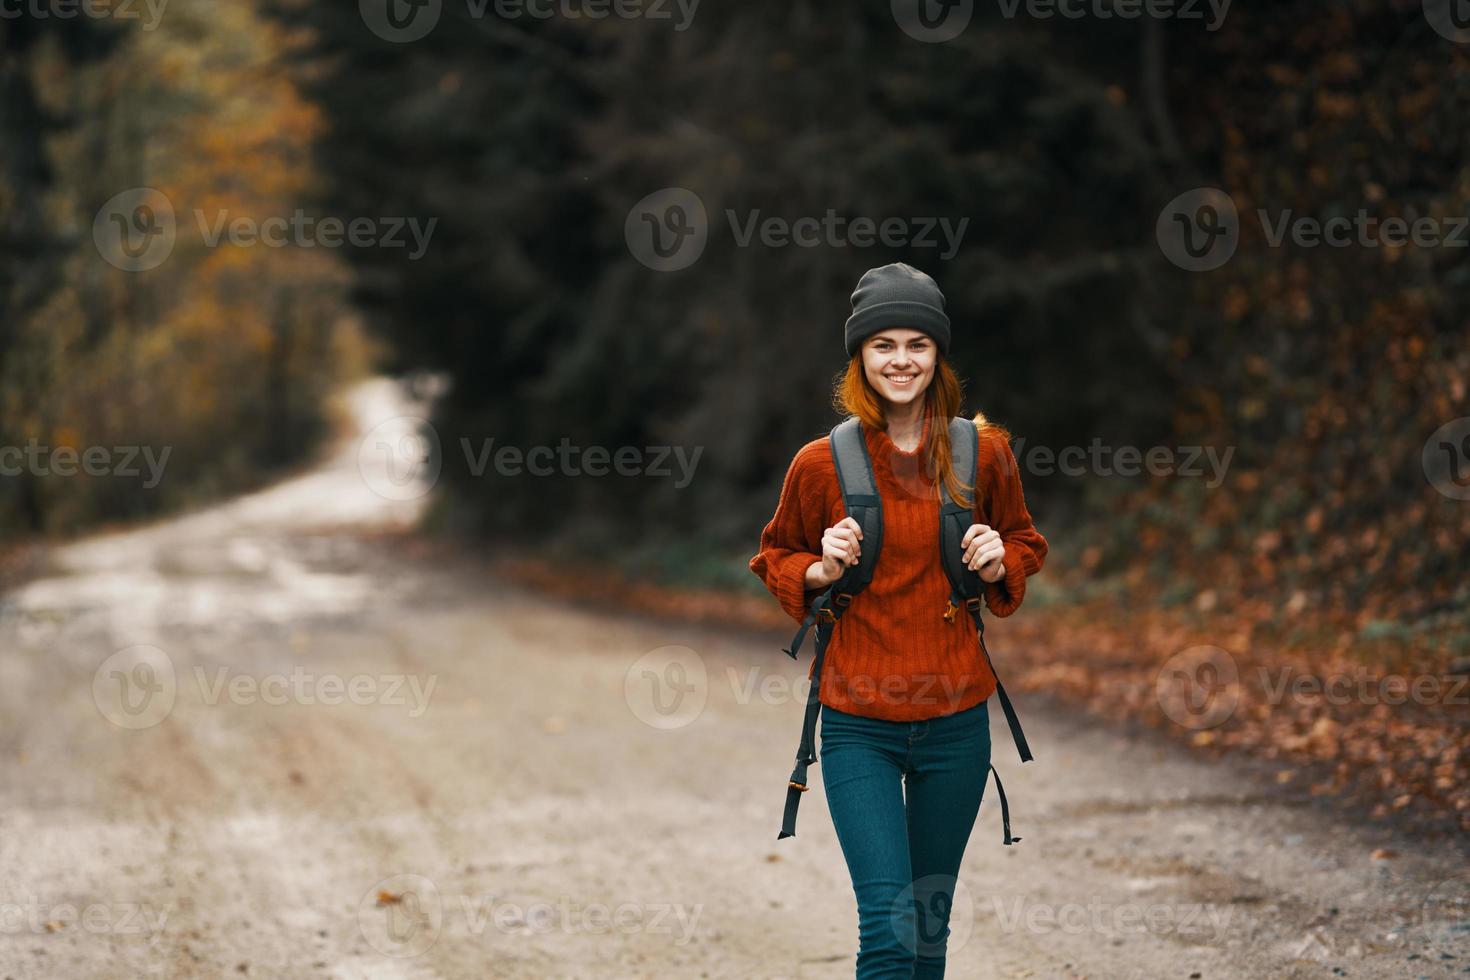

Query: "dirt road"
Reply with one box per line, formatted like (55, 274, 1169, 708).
(0, 378, 1464, 979)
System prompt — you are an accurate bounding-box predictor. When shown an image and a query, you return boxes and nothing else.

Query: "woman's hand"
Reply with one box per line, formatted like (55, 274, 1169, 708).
(808, 516, 864, 588)
(962, 523, 1007, 583)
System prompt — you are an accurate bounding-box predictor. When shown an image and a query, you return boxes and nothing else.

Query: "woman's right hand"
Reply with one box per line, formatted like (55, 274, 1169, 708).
(809, 516, 864, 587)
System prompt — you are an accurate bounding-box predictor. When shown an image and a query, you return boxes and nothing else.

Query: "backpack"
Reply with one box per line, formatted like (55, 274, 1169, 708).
(776, 415, 1033, 844)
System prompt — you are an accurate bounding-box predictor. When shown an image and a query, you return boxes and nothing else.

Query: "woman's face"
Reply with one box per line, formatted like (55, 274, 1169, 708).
(861, 328, 937, 408)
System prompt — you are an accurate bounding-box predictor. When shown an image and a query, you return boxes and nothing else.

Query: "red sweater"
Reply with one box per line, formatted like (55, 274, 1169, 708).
(748, 414, 1048, 721)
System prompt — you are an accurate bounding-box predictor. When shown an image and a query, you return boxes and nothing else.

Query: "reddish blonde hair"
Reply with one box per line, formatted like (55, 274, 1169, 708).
(831, 351, 1010, 510)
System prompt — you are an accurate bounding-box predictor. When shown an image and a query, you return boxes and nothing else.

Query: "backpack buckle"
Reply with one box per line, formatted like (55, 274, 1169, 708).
(817, 592, 851, 624)
(946, 595, 982, 623)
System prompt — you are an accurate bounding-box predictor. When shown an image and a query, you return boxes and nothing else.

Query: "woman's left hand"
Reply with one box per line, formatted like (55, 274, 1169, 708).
(962, 523, 1007, 583)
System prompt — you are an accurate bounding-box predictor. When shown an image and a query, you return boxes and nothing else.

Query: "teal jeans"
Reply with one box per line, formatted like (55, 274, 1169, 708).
(818, 698, 991, 979)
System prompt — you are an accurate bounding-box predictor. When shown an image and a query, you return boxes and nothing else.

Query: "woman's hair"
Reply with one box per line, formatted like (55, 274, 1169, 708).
(832, 351, 1011, 510)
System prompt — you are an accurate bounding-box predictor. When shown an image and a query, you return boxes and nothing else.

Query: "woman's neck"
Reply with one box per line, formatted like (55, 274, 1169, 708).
(883, 401, 927, 453)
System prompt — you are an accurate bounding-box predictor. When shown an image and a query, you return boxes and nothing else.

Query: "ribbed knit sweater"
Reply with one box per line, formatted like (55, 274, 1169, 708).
(748, 414, 1048, 721)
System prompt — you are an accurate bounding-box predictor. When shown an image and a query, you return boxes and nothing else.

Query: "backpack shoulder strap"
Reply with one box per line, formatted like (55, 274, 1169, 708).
(939, 416, 982, 604)
(827, 416, 883, 611)
(775, 416, 883, 840)
(937, 416, 1035, 775)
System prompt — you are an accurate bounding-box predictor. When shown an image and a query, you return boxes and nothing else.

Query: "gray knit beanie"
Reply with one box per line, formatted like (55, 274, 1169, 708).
(843, 262, 951, 357)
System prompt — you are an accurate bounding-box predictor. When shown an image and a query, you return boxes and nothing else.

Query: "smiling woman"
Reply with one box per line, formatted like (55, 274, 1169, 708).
(748, 262, 1049, 979)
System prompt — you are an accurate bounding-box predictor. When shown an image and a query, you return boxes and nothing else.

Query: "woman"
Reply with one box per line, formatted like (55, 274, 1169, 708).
(748, 262, 1048, 979)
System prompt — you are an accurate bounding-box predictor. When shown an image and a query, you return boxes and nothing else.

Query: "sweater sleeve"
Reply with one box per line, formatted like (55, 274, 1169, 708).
(749, 444, 829, 624)
(975, 428, 1048, 618)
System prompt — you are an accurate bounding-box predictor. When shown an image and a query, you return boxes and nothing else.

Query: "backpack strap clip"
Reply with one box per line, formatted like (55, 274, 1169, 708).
(943, 590, 983, 623)
(821, 591, 854, 621)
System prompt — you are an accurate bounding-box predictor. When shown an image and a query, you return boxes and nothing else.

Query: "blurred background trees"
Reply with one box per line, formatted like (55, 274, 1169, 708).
(0, 0, 366, 539)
